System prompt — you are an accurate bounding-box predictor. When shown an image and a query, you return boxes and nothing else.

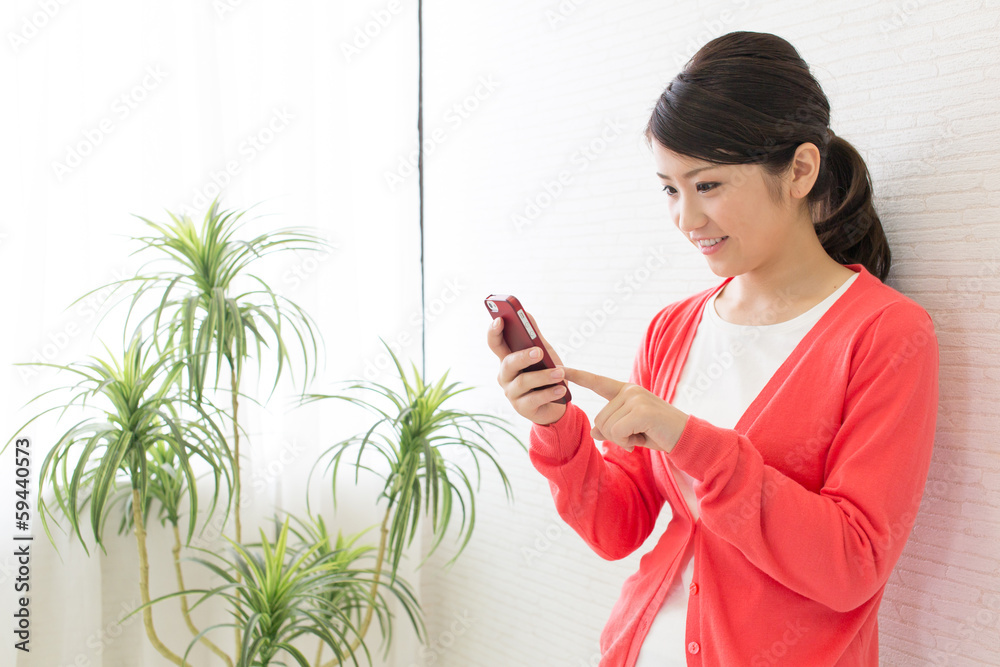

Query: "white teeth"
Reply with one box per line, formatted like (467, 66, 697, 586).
(698, 237, 726, 247)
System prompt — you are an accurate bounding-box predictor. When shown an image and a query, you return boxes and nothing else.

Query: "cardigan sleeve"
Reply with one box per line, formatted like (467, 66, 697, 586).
(527, 314, 668, 561)
(667, 301, 940, 612)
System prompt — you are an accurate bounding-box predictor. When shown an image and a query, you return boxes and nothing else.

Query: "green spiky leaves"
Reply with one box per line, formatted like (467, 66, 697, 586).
(149, 517, 423, 667)
(32, 333, 232, 554)
(307, 339, 526, 579)
(92, 197, 329, 401)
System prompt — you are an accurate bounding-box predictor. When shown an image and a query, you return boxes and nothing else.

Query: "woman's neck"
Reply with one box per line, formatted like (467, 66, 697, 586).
(715, 242, 856, 327)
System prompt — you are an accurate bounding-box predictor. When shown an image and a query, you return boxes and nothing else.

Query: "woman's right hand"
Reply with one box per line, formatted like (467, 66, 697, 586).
(487, 311, 569, 426)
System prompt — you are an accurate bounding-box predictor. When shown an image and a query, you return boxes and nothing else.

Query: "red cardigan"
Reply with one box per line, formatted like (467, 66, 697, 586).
(528, 264, 939, 666)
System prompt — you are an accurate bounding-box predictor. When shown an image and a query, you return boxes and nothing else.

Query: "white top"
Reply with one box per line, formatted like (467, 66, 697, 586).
(634, 271, 859, 666)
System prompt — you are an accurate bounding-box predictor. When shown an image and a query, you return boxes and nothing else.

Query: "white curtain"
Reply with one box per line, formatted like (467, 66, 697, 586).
(1, 1, 424, 665)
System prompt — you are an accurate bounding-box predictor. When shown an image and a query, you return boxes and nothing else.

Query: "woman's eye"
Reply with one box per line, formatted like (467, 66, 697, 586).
(661, 183, 718, 195)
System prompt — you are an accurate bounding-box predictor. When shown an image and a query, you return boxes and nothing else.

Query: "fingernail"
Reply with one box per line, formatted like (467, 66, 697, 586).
(492, 318, 500, 328)
(530, 348, 541, 359)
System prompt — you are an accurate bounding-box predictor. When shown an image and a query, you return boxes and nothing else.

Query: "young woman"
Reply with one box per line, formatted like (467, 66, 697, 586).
(487, 31, 939, 666)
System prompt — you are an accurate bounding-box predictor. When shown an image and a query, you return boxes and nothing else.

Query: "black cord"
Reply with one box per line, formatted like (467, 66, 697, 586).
(417, 0, 426, 380)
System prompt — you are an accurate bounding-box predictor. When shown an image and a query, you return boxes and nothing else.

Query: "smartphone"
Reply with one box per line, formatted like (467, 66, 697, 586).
(485, 294, 571, 404)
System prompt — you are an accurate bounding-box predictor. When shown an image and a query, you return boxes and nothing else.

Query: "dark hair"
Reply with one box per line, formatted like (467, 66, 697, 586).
(645, 31, 891, 281)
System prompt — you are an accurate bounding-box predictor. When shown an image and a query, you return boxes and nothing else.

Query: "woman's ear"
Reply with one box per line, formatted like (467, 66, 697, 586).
(789, 142, 821, 200)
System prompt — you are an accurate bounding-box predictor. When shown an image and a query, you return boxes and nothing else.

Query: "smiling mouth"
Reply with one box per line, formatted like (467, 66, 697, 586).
(696, 236, 728, 247)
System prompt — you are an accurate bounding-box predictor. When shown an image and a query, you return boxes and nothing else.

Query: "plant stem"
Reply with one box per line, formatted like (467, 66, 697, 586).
(352, 507, 391, 649)
(132, 488, 186, 666)
(313, 638, 324, 667)
(319, 506, 392, 667)
(230, 364, 244, 658)
(231, 365, 242, 545)
(171, 525, 234, 667)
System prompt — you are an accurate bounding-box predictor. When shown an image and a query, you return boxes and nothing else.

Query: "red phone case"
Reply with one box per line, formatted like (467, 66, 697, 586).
(485, 294, 571, 404)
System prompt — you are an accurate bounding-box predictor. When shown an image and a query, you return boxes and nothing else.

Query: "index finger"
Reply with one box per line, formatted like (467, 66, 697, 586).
(561, 367, 627, 401)
(524, 310, 563, 368)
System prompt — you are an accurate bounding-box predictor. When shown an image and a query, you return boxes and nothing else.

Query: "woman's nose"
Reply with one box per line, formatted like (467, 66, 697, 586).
(675, 197, 705, 233)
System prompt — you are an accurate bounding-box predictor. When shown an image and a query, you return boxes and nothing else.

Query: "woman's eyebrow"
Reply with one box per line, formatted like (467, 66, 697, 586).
(656, 165, 715, 180)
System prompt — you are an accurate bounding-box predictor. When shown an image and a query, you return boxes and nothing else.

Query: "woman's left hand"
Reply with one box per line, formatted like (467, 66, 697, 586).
(560, 366, 688, 453)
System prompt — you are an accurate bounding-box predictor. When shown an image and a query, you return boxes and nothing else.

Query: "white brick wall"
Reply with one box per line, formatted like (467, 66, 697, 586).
(421, 1, 1000, 666)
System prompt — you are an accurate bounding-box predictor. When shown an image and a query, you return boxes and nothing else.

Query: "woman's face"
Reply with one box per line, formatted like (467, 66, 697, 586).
(651, 141, 801, 279)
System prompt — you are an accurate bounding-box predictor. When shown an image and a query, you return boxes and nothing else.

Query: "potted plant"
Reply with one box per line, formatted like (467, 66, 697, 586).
(10, 200, 524, 666)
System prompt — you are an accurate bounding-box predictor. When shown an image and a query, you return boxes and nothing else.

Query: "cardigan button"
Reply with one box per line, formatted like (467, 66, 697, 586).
(689, 582, 699, 595)
(687, 641, 700, 654)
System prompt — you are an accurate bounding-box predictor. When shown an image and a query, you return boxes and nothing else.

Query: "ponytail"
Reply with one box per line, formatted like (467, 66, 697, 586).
(812, 134, 892, 282)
